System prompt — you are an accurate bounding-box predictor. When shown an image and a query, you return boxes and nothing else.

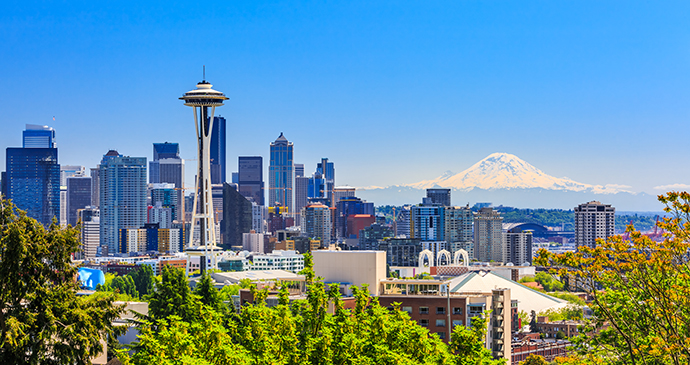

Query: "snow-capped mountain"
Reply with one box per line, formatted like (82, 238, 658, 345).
(406, 152, 631, 194)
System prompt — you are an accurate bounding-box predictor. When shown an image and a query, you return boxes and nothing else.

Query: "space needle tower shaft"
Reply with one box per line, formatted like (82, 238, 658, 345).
(180, 72, 228, 274)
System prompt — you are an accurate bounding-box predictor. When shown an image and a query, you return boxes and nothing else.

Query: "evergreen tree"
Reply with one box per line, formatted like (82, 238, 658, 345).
(0, 200, 125, 364)
(129, 264, 154, 297)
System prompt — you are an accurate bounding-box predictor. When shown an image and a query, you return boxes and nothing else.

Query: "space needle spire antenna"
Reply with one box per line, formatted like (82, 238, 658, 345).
(180, 69, 228, 274)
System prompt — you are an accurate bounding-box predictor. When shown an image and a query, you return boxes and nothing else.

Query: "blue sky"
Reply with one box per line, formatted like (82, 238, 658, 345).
(1, 1, 689, 196)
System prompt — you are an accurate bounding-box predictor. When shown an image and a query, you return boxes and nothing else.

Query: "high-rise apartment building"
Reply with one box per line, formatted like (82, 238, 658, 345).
(444, 205, 474, 257)
(426, 188, 451, 206)
(150, 183, 179, 222)
(238, 156, 264, 205)
(78, 206, 99, 260)
(396, 205, 412, 238)
(301, 203, 332, 244)
(574, 201, 615, 249)
(6, 125, 60, 226)
(210, 116, 226, 184)
(99, 150, 147, 254)
(268, 133, 293, 212)
(410, 205, 445, 241)
(66, 176, 91, 226)
(149, 142, 184, 215)
(473, 207, 503, 262)
(503, 226, 533, 265)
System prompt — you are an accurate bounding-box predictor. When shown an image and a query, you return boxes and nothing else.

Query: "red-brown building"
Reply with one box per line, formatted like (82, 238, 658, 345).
(346, 214, 376, 239)
(511, 339, 570, 364)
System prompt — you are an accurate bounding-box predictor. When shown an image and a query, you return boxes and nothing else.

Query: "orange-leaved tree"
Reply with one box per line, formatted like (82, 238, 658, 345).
(536, 192, 690, 365)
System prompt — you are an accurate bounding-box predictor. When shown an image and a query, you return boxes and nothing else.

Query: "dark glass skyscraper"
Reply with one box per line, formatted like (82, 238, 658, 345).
(222, 182, 252, 250)
(66, 176, 91, 226)
(6, 147, 60, 226)
(210, 116, 226, 184)
(316, 158, 335, 206)
(269, 133, 293, 212)
(238, 156, 264, 205)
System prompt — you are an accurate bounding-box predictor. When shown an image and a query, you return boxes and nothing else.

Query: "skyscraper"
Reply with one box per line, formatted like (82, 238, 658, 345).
(474, 207, 503, 262)
(426, 188, 451, 206)
(22, 124, 56, 148)
(238, 156, 264, 205)
(90, 167, 100, 207)
(410, 205, 445, 241)
(301, 203, 332, 244)
(78, 206, 99, 260)
(222, 182, 253, 250)
(149, 142, 185, 216)
(269, 133, 294, 212)
(316, 158, 335, 205)
(503, 226, 533, 265)
(210, 116, 226, 184)
(294, 163, 308, 225)
(60, 165, 85, 226)
(444, 205, 474, 257)
(574, 201, 615, 249)
(6, 125, 60, 226)
(335, 196, 375, 239)
(99, 150, 147, 254)
(66, 176, 91, 226)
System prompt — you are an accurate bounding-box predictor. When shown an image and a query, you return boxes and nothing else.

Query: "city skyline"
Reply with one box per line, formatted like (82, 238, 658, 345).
(1, 1, 689, 200)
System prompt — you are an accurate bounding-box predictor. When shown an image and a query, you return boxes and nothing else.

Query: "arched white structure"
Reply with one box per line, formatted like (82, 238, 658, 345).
(419, 249, 434, 268)
(453, 249, 470, 267)
(437, 249, 451, 266)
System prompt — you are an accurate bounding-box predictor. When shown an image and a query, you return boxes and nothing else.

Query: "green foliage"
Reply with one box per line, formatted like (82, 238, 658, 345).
(414, 272, 434, 280)
(129, 264, 155, 297)
(539, 305, 583, 321)
(495, 207, 575, 231)
(549, 292, 585, 306)
(194, 272, 226, 313)
(122, 246, 502, 365)
(111, 275, 139, 298)
(534, 272, 564, 292)
(148, 265, 200, 323)
(0, 199, 126, 364)
(614, 214, 659, 232)
(449, 315, 505, 365)
(520, 354, 549, 365)
(535, 192, 690, 364)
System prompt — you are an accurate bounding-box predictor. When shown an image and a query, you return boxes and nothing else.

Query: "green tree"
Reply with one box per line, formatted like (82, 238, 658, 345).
(535, 191, 690, 364)
(449, 315, 505, 365)
(520, 354, 548, 365)
(129, 264, 154, 297)
(534, 272, 564, 292)
(111, 275, 139, 299)
(148, 265, 200, 323)
(0, 200, 125, 364)
(194, 271, 225, 313)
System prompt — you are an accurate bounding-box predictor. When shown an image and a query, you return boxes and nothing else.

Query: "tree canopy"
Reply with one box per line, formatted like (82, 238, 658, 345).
(536, 192, 690, 364)
(0, 200, 125, 364)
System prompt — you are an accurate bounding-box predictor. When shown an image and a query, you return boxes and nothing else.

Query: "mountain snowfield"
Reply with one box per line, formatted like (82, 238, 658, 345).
(403, 152, 632, 194)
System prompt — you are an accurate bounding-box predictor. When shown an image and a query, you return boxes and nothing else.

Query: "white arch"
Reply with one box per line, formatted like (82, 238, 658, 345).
(437, 249, 451, 266)
(419, 249, 434, 268)
(453, 249, 469, 267)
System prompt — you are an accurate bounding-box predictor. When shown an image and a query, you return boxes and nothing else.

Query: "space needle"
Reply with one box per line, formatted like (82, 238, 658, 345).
(180, 70, 228, 273)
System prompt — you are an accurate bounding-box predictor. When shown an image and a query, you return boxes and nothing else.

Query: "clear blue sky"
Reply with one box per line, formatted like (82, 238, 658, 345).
(1, 1, 688, 195)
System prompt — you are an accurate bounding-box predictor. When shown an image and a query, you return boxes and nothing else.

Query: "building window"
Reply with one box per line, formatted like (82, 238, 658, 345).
(437, 331, 446, 340)
(452, 320, 463, 327)
(420, 306, 429, 314)
(420, 319, 429, 327)
(453, 307, 463, 315)
(436, 319, 446, 327)
(436, 307, 445, 315)
(402, 306, 412, 314)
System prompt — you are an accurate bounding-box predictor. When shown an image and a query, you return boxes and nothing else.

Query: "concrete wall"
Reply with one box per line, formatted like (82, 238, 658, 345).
(312, 250, 386, 296)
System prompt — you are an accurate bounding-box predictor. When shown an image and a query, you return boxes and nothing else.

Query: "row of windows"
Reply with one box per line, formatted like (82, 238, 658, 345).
(419, 319, 464, 328)
(399, 306, 463, 315)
